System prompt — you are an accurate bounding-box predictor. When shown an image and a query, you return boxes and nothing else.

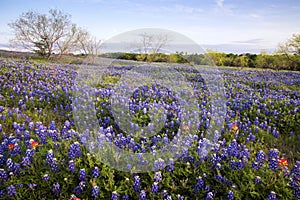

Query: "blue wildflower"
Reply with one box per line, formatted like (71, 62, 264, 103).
(194, 176, 205, 193)
(46, 149, 54, 166)
(226, 190, 234, 200)
(154, 171, 162, 182)
(122, 195, 130, 200)
(68, 160, 76, 173)
(43, 174, 50, 181)
(205, 191, 214, 200)
(267, 191, 277, 200)
(139, 190, 146, 200)
(151, 182, 159, 194)
(111, 191, 119, 200)
(52, 183, 60, 196)
(50, 158, 60, 173)
(7, 185, 17, 197)
(79, 168, 86, 182)
(133, 175, 141, 192)
(91, 185, 100, 198)
(92, 166, 100, 178)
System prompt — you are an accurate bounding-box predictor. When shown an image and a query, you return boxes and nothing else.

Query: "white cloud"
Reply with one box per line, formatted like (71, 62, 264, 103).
(249, 13, 261, 19)
(160, 4, 203, 14)
(216, 0, 224, 8)
(214, 0, 234, 15)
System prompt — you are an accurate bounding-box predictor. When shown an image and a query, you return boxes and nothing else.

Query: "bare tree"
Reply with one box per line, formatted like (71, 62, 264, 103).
(56, 24, 79, 57)
(8, 9, 84, 59)
(134, 32, 170, 62)
(76, 31, 102, 64)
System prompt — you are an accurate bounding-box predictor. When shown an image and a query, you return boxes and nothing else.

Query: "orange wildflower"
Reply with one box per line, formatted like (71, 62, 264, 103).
(278, 158, 288, 168)
(183, 125, 190, 131)
(8, 144, 14, 150)
(31, 141, 39, 149)
(231, 123, 238, 132)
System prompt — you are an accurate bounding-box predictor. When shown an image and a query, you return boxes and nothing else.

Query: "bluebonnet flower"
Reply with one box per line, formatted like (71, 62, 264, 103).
(0, 169, 8, 182)
(28, 183, 37, 190)
(9, 143, 21, 156)
(25, 148, 34, 158)
(133, 175, 141, 192)
(28, 122, 34, 130)
(13, 163, 20, 175)
(7, 185, 17, 197)
(46, 149, 54, 166)
(0, 154, 6, 165)
(256, 150, 266, 163)
(37, 129, 47, 144)
(73, 181, 86, 196)
(23, 130, 30, 141)
(161, 190, 168, 198)
(139, 190, 146, 200)
(111, 191, 119, 200)
(226, 190, 234, 200)
(254, 176, 262, 183)
(166, 158, 175, 172)
(194, 176, 205, 193)
(251, 161, 261, 170)
(236, 160, 244, 170)
(68, 142, 81, 160)
(48, 130, 59, 142)
(205, 185, 211, 192)
(269, 158, 278, 172)
(52, 182, 60, 196)
(166, 195, 172, 200)
(21, 156, 31, 167)
(227, 139, 240, 158)
(122, 195, 130, 200)
(216, 175, 232, 185)
(154, 158, 165, 171)
(43, 174, 50, 181)
(50, 158, 60, 173)
(268, 149, 279, 160)
(154, 171, 162, 182)
(68, 160, 76, 173)
(205, 191, 214, 200)
(92, 166, 100, 178)
(79, 168, 86, 182)
(49, 121, 56, 130)
(0, 189, 4, 198)
(151, 182, 159, 194)
(65, 120, 71, 129)
(267, 191, 277, 200)
(289, 161, 300, 199)
(6, 158, 14, 172)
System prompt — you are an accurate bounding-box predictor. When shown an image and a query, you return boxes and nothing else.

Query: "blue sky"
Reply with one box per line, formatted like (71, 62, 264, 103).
(0, 0, 299, 53)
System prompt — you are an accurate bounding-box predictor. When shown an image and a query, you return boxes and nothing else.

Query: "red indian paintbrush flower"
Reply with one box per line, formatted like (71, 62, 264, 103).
(231, 123, 238, 132)
(8, 144, 14, 150)
(183, 125, 190, 131)
(278, 158, 288, 168)
(31, 141, 39, 149)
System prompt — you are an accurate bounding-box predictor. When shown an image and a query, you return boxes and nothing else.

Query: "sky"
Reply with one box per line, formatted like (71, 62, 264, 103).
(0, 0, 299, 54)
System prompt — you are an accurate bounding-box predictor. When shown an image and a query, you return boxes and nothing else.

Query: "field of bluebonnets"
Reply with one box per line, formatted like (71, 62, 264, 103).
(0, 58, 299, 200)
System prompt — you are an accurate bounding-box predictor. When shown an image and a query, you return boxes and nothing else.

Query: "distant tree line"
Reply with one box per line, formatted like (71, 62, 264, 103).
(101, 50, 300, 71)
(101, 34, 300, 71)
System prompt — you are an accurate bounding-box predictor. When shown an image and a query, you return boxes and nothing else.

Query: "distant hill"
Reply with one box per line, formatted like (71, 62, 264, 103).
(0, 49, 38, 59)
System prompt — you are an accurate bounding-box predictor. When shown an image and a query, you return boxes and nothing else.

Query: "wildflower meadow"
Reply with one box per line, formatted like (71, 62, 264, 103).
(0, 58, 299, 200)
